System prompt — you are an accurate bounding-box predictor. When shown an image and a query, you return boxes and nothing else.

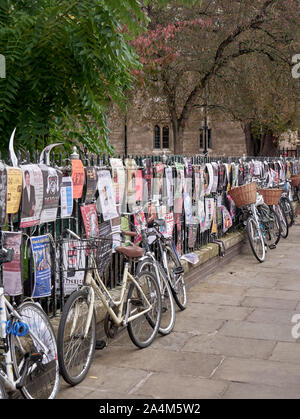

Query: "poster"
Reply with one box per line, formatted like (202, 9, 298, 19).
(0, 163, 7, 225)
(80, 203, 99, 238)
(3, 231, 22, 296)
(125, 158, 137, 207)
(61, 239, 86, 296)
(30, 234, 52, 298)
(136, 169, 143, 202)
(142, 158, 153, 201)
(153, 163, 164, 201)
(222, 205, 233, 233)
(60, 176, 73, 218)
(71, 159, 85, 199)
(85, 167, 98, 204)
(183, 191, 193, 225)
(134, 211, 146, 244)
(165, 167, 174, 208)
(174, 163, 184, 215)
(110, 158, 126, 210)
(160, 212, 174, 238)
(20, 164, 44, 228)
(175, 213, 182, 255)
(111, 216, 121, 251)
(204, 198, 214, 231)
(97, 170, 118, 221)
(6, 167, 22, 214)
(39, 165, 61, 224)
(188, 219, 198, 248)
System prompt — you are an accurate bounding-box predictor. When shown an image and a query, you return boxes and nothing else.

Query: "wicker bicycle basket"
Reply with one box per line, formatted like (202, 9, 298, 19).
(228, 182, 257, 208)
(259, 189, 282, 206)
(290, 175, 300, 187)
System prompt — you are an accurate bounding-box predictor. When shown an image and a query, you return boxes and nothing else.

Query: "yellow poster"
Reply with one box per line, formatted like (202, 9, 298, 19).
(6, 167, 22, 214)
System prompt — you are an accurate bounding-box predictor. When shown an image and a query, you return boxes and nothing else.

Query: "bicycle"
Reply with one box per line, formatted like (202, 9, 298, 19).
(0, 233, 60, 399)
(137, 212, 187, 311)
(278, 180, 294, 227)
(56, 227, 162, 386)
(125, 204, 176, 336)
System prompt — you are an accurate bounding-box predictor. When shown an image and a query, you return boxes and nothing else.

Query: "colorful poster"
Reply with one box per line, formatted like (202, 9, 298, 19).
(97, 170, 118, 221)
(0, 163, 7, 225)
(61, 239, 86, 296)
(125, 158, 137, 207)
(153, 163, 164, 201)
(204, 198, 214, 231)
(174, 163, 184, 215)
(80, 203, 99, 238)
(222, 205, 233, 233)
(160, 212, 174, 238)
(85, 167, 98, 204)
(165, 167, 174, 208)
(60, 176, 73, 218)
(30, 235, 52, 298)
(136, 169, 143, 202)
(134, 211, 146, 245)
(6, 167, 22, 214)
(183, 191, 193, 225)
(142, 158, 153, 201)
(198, 199, 206, 232)
(71, 159, 85, 199)
(188, 221, 198, 248)
(20, 164, 44, 228)
(39, 165, 61, 224)
(175, 213, 182, 255)
(110, 158, 126, 209)
(3, 231, 22, 296)
(111, 216, 121, 251)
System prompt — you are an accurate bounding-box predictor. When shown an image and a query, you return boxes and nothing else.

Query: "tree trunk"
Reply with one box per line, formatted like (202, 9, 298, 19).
(171, 117, 184, 154)
(243, 123, 279, 157)
(259, 129, 279, 156)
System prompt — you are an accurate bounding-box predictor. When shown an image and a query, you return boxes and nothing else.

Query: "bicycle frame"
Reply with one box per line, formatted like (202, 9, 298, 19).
(0, 287, 49, 392)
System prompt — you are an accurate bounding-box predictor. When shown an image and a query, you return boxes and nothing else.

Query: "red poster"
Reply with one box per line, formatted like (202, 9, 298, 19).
(80, 204, 99, 238)
(71, 159, 85, 199)
(136, 170, 143, 202)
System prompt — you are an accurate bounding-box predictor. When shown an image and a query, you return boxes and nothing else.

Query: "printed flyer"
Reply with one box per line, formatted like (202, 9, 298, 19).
(165, 167, 174, 208)
(0, 163, 7, 225)
(39, 165, 61, 224)
(142, 158, 153, 201)
(85, 167, 98, 204)
(3, 231, 22, 296)
(125, 158, 137, 207)
(60, 176, 73, 218)
(152, 162, 164, 201)
(61, 239, 86, 296)
(97, 170, 118, 221)
(6, 167, 22, 215)
(71, 159, 85, 199)
(20, 164, 44, 228)
(110, 158, 126, 209)
(31, 234, 52, 298)
(80, 203, 99, 238)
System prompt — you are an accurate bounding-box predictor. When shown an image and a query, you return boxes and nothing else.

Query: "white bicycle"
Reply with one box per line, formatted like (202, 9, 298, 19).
(0, 240, 60, 399)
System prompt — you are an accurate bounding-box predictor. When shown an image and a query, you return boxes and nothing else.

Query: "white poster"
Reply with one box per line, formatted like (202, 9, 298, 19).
(97, 170, 118, 221)
(20, 164, 44, 228)
(60, 176, 73, 218)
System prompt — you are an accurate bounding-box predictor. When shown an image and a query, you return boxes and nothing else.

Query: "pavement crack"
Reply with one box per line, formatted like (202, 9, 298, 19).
(209, 356, 226, 379)
(128, 371, 153, 395)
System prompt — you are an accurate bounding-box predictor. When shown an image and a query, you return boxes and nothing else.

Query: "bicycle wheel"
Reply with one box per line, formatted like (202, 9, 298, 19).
(279, 196, 294, 227)
(165, 245, 187, 310)
(57, 288, 96, 386)
(274, 204, 288, 239)
(10, 301, 60, 399)
(246, 216, 266, 263)
(127, 270, 162, 348)
(258, 205, 281, 247)
(136, 258, 175, 335)
(268, 207, 282, 246)
(0, 376, 7, 399)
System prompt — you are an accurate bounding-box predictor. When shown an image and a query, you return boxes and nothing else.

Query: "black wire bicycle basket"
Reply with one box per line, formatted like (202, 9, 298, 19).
(57, 236, 113, 278)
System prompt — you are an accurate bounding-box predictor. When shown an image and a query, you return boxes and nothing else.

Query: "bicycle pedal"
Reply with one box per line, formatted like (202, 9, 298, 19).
(30, 352, 43, 363)
(174, 266, 184, 275)
(269, 244, 276, 250)
(95, 340, 107, 350)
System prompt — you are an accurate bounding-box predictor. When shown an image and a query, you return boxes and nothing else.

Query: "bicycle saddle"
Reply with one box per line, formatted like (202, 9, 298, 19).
(115, 246, 143, 259)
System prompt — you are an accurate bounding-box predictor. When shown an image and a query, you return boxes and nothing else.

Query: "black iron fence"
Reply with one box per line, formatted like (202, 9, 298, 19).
(1, 146, 300, 318)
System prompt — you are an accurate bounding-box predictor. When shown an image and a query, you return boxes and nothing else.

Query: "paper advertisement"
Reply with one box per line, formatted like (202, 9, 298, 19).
(0, 163, 7, 225)
(61, 239, 86, 296)
(125, 158, 137, 207)
(97, 170, 118, 221)
(85, 167, 98, 204)
(39, 165, 61, 224)
(60, 176, 73, 218)
(3, 231, 22, 296)
(6, 167, 22, 214)
(30, 234, 52, 298)
(110, 158, 126, 209)
(71, 159, 85, 199)
(80, 203, 99, 238)
(20, 164, 44, 228)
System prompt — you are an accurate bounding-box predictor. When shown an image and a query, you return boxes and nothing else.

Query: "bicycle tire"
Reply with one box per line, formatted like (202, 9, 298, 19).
(279, 196, 294, 227)
(268, 207, 282, 246)
(10, 301, 60, 399)
(258, 205, 281, 247)
(57, 288, 96, 386)
(127, 270, 162, 348)
(165, 245, 187, 311)
(136, 257, 175, 336)
(0, 376, 7, 399)
(246, 216, 266, 263)
(275, 204, 288, 239)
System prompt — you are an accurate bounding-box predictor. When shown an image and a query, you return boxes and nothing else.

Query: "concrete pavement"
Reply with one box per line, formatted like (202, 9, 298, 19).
(58, 223, 300, 399)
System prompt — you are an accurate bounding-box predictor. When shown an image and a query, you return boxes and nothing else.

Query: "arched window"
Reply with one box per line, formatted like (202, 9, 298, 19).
(162, 126, 169, 149)
(154, 125, 161, 149)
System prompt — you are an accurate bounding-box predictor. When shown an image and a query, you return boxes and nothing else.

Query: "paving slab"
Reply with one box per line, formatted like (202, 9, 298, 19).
(222, 382, 300, 399)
